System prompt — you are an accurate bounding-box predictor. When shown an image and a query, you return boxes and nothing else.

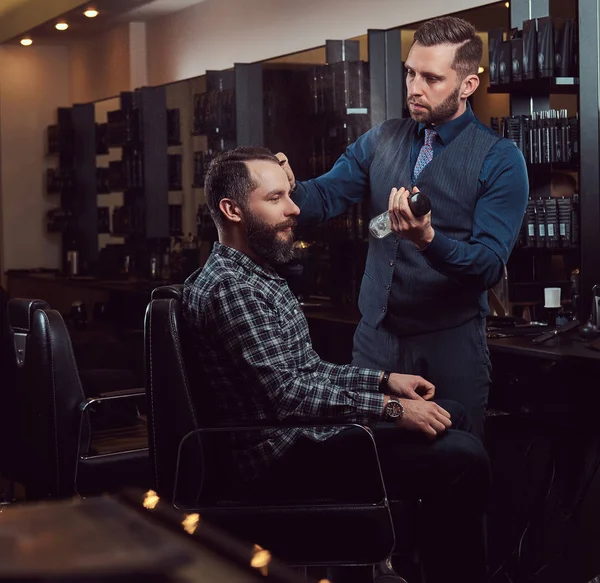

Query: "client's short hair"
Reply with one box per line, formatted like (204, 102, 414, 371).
(205, 146, 279, 229)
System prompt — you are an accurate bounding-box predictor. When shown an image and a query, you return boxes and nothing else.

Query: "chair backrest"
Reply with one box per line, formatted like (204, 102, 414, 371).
(7, 298, 50, 368)
(4, 298, 50, 482)
(25, 308, 89, 498)
(0, 286, 13, 383)
(144, 285, 203, 504)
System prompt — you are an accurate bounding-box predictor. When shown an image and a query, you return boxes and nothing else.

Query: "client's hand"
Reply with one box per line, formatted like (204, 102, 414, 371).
(388, 373, 435, 400)
(397, 400, 451, 439)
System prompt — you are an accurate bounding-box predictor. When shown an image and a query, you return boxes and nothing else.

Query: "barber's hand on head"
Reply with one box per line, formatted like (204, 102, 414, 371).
(388, 373, 435, 400)
(397, 399, 452, 440)
(275, 152, 296, 192)
(388, 186, 435, 250)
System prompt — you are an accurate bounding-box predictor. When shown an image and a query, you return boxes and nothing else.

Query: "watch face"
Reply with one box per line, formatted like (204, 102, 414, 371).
(386, 400, 404, 420)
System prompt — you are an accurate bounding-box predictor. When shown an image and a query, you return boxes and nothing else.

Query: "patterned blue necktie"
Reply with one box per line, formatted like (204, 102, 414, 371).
(413, 128, 437, 182)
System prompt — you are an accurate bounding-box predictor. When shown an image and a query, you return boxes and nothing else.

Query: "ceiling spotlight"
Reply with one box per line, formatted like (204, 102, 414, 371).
(83, 8, 99, 18)
(55, 22, 69, 31)
(478, 66, 485, 74)
(20, 37, 33, 46)
(505, 2, 510, 7)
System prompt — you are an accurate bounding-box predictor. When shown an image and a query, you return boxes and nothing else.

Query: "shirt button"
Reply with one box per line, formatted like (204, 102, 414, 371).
(385, 284, 391, 291)
(382, 306, 387, 313)
(389, 260, 395, 267)
(293, 309, 298, 314)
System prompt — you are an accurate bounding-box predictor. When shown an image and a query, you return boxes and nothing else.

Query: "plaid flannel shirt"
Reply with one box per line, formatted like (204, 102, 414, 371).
(182, 243, 384, 482)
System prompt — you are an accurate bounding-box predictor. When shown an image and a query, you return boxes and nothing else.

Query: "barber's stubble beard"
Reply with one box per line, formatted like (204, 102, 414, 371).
(408, 85, 461, 125)
(243, 210, 297, 265)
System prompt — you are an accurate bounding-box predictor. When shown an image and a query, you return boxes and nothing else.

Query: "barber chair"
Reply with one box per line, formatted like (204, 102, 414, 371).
(0, 299, 49, 489)
(144, 285, 396, 571)
(6, 299, 150, 499)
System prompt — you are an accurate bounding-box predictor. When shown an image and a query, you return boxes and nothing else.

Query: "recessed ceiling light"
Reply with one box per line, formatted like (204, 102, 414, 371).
(505, 2, 510, 7)
(55, 22, 69, 31)
(20, 37, 33, 46)
(478, 66, 485, 74)
(83, 8, 98, 18)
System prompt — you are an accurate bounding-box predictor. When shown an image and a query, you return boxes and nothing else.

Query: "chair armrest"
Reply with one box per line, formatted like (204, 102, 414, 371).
(76, 388, 147, 480)
(80, 389, 145, 413)
(174, 423, 388, 510)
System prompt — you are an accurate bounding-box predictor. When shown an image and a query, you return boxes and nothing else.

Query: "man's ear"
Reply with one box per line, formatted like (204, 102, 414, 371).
(461, 74, 480, 99)
(219, 198, 243, 224)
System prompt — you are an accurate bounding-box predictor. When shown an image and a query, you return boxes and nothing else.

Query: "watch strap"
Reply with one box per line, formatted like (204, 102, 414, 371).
(379, 370, 391, 394)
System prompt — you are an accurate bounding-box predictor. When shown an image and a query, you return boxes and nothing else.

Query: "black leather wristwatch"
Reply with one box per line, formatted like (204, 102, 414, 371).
(379, 370, 391, 394)
(383, 397, 404, 422)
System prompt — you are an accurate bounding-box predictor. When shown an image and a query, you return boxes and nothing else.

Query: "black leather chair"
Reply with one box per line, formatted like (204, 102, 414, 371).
(7, 299, 150, 499)
(144, 285, 396, 569)
(1, 298, 49, 488)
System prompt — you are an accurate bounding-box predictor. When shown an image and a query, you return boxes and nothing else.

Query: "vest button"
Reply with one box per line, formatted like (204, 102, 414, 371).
(389, 261, 394, 267)
(385, 284, 391, 291)
(382, 306, 387, 312)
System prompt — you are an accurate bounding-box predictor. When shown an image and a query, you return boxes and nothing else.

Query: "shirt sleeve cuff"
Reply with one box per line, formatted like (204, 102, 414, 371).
(421, 230, 456, 261)
(356, 367, 383, 392)
(351, 391, 385, 423)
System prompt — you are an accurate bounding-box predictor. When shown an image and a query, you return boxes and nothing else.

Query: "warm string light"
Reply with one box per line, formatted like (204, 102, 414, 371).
(251, 544, 272, 576)
(143, 489, 160, 510)
(182, 513, 200, 535)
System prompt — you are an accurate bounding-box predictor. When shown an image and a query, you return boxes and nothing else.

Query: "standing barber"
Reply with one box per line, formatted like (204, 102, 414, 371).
(277, 15, 528, 438)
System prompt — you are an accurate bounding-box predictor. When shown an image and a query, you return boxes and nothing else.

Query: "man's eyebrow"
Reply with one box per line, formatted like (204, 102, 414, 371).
(405, 64, 444, 78)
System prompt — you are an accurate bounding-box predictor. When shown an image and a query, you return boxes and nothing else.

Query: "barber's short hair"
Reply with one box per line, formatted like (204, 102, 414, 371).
(205, 146, 279, 229)
(413, 16, 483, 78)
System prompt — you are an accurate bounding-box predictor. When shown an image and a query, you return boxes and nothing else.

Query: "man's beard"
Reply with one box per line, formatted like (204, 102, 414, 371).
(244, 211, 297, 265)
(408, 85, 461, 125)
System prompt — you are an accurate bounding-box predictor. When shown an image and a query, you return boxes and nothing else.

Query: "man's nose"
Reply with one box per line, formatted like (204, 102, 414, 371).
(408, 77, 424, 96)
(287, 199, 300, 216)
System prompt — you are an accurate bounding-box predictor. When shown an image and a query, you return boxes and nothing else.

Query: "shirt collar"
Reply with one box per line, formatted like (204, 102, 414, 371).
(417, 102, 474, 146)
(213, 242, 284, 281)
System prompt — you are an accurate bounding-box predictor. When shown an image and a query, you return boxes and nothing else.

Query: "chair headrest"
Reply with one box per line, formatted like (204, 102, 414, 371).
(151, 285, 183, 301)
(8, 298, 50, 332)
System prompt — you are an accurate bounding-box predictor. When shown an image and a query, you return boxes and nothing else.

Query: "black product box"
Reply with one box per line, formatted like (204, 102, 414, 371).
(543, 198, 559, 248)
(97, 207, 110, 234)
(525, 199, 536, 248)
(503, 115, 526, 155)
(534, 198, 547, 248)
(537, 17, 554, 78)
(511, 37, 524, 82)
(557, 197, 572, 247)
(498, 41, 512, 84)
(167, 109, 181, 145)
(488, 29, 504, 85)
(554, 18, 577, 77)
(522, 19, 538, 79)
(167, 154, 182, 191)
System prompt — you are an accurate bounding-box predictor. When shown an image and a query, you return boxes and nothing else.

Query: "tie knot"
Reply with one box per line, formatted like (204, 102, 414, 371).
(424, 128, 437, 146)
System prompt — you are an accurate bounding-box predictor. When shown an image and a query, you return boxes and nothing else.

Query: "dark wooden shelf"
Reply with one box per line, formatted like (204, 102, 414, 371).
(488, 77, 579, 95)
(514, 246, 579, 253)
(527, 161, 579, 173)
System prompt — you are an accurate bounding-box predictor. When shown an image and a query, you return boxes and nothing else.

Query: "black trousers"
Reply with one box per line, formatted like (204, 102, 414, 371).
(254, 400, 490, 583)
(352, 316, 491, 439)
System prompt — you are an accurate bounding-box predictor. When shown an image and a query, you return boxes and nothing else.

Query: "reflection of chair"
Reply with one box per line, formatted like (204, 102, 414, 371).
(145, 285, 396, 569)
(7, 299, 150, 499)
